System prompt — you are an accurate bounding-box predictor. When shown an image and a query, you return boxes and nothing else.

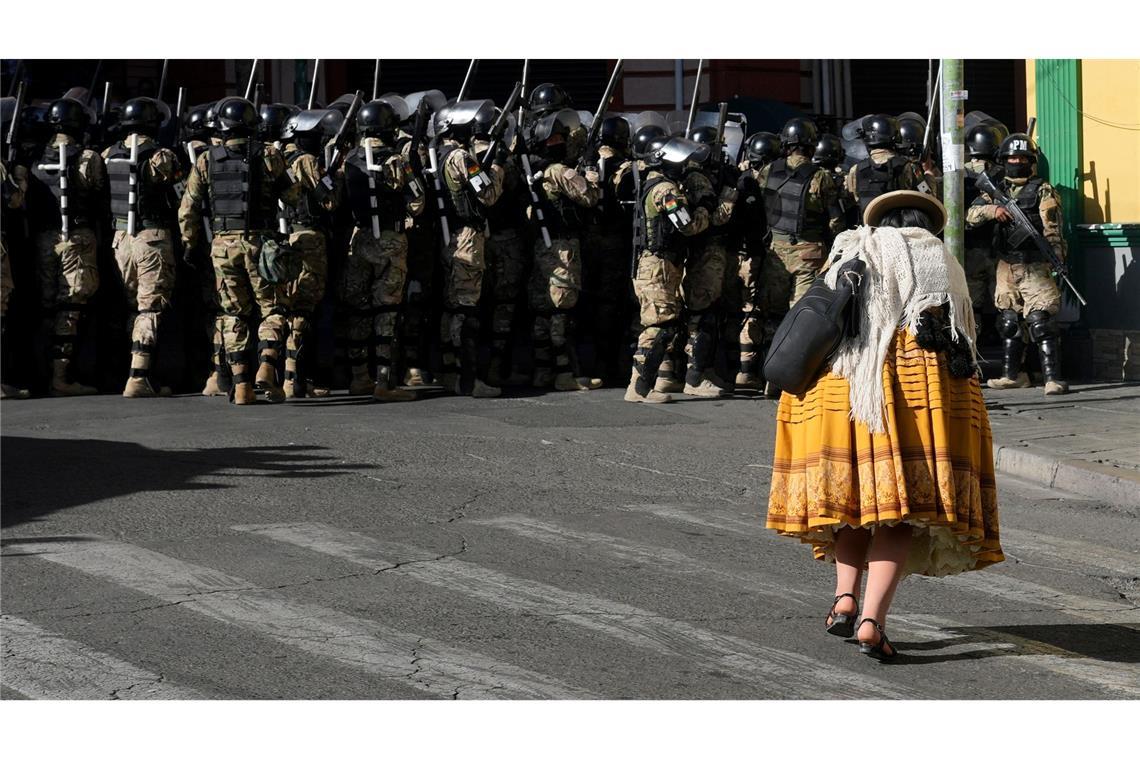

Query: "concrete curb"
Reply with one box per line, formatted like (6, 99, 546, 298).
(993, 444, 1140, 509)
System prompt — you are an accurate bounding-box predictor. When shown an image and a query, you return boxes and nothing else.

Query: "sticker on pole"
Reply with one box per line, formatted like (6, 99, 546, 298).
(949, 89, 969, 101)
(941, 132, 964, 172)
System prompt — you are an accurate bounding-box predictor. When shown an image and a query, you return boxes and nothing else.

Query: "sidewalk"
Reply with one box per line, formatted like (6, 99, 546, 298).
(983, 382, 1140, 508)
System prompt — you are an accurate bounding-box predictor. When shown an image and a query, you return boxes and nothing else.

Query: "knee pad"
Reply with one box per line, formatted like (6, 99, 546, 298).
(1025, 309, 1059, 343)
(996, 309, 1022, 340)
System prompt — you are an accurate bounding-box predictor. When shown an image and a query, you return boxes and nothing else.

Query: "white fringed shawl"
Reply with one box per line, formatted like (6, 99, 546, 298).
(823, 225, 977, 433)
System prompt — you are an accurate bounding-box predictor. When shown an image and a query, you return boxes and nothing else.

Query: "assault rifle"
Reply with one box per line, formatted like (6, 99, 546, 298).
(630, 154, 645, 274)
(479, 80, 522, 172)
(324, 90, 364, 176)
(405, 97, 429, 199)
(975, 171, 1087, 306)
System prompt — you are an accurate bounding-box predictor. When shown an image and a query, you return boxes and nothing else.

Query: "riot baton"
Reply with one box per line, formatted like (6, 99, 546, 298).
(372, 59, 381, 101)
(685, 58, 704, 135)
(521, 59, 530, 100)
(85, 60, 104, 107)
(6, 80, 26, 163)
(158, 58, 169, 101)
(426, 138, 452, 247)
(458, 59, 479, 102)
(244, 59, 260, 101)
(38, 141, 71, 241)
(307, 59, 321, 109)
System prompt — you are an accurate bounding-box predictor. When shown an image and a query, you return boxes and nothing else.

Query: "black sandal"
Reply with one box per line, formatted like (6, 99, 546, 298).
(825, 593, 859, 638)
(857, 618, 897, 661)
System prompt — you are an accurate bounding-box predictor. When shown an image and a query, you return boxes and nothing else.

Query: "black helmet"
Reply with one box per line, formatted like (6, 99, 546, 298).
(743, 132, 781, 167)
(404, 90, 447, 120)
(328, 94, 357, 117)
(966, 123, 1003, 160)
(812, 133, 845, 168)
(526, 108, 580, 154)
(896, 121, 924, 159)
(687, 124, 719, 147)
(998, 133, 1037, 162)
(434, 99, 495, 143)
(283, 108, 342, 140)
(184, 102, 215, 141)
(780, 118, 818, 151)
(859, 113, 898, 149)
(599, 116, 631, 153)
(19, 103, 50, 141)
(653, 136, 711, 178)
(47, 97, 91, 138)
(214, 97, 259, 136)
(528, 83, 573, 116)
(356, 99, 399, 138)
(472, 104, 500, 140)
(258, 103, 299, 142)
(119, 97, 164, 135)
(633, 124, 668, 159)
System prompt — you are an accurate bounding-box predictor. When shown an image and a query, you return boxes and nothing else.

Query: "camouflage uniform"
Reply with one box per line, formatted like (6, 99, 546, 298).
(178, 136, 301, 403)
(29, 133, 105, 394)
(1, 160, 28, 398)
(101, 133, 181, 394)
(339, 136, 424, 397)
(399, 136, 438, 384)
(438, 138, 504, 394)
(281, 143, 338, 397)
(627, 168, 710, 402)
(526, 159, 602, 388)
(845, 147, 928, 222)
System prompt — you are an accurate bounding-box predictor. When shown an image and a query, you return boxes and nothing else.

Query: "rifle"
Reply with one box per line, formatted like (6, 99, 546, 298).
(324, 90, 363, 177)
(458, 60, 479, 102)
(578, 59, 624, 173)
(6, 80, 25, 163)
(631, 151, 644, 275)
(975, 171, 1087, 306)
(405, 98, 428, 199)
(479, 80, 522, 172)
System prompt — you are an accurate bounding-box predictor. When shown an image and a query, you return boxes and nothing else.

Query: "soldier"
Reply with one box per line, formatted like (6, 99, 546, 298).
(962, 123, 1005, 322)
(813, 133, 852, 227)
(523, 107, 603, 392)
(967, 133, 1069, 396)
(731, 131, 780, 390)
(845, 114, 928, 223)
(28, 97, 105, 396)
(101, 97, 182, 397)
(527, 84, 588, 165)
(756, 118, 844, 396)
(178, 96, 301, 405)
(432, 100, 506, 397)
(625, 134, 711, 404)
(339, 100, 424, 402)
(2, 148, 30, 399)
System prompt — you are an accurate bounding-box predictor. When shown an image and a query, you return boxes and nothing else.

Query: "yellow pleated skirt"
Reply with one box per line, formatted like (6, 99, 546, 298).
(765, 328, 1004, 577)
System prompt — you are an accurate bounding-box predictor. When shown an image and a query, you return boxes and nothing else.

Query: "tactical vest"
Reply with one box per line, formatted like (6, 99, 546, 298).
(207, 142, 273, 232)
(106, 139, 172, 229)
(482, 155, 527, 234)
(344, 145, 407, 233)
(642, 175, 683, 263)
(531, 158, 584, 236)
(285, 150, 326, 231)
(854, 155, 910, 217)
(30, 142, 95, 229)
(437, 143, 485, 229)
(995, 177, 1046, 264)
(762, 158, 820, 237)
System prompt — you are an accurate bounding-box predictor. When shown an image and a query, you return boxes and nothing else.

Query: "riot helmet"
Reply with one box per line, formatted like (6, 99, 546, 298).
(687, 124, 718, 147)
(47, 97, 91, 139)
(744, 131, 781, 166)
(434, 99, 496, 144)
(653, 136, 711, 179)
(328, 94, 357, 117)
(258, 103, 299, 142)
(633, 124, 668, 159)
(526, 108, 580, 160)
(599, 116, 631, 155)
(377, 92, 411, 125)
(282, 108, 343, 153)
(896, 112, 926, 159)
(472, 104, 500, 141)
(118, 96, 164, 137)
(998, 133, 1038, 179)
(780, 118, 818, 153)
(812, 133, 845, 169)
(965, 123, 1003, 160)
(859, 113, 898, 149)
(404, 90, 447, 119)
(528, 83, 573, 116)
(356, 99, 399, 139)
(214, 97, 259, 136)
(19, 103, 50, 142)
(184, 102, 215, 141)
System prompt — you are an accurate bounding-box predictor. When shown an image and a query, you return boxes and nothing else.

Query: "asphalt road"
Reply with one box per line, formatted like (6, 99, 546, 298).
(2, 387, 1138, 699)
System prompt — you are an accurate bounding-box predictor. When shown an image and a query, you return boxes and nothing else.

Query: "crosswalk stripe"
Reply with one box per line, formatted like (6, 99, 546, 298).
(1001, 528, 1140, 578)
(234, 522, 924, 699)
(622, 503, 1140, 626)
(474, 514, 1140, 697)
(5, 538, 591, 700)
(1, 615, 207, 700)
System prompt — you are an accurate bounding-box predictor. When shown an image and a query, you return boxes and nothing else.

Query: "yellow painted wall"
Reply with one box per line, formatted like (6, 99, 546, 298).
(1025, 59, 1140, 223)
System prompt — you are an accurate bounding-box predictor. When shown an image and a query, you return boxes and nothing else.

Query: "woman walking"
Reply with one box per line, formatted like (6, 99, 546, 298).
(765, 190, 1004, 661)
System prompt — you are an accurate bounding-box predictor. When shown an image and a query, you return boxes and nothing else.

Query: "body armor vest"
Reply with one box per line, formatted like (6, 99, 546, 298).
(995, 177, 1046, 264)
(763, 158, 819, 237)
(854, 155, 910, 217)
(31, 142, 95, 229)
(207, 142, 273, 232)
(106, 139, 172, 228)
(642, 175, 683, 262)
(482, 155, 527, 234)
(344, 145, 407, 232)
(283, 150, 321, 230)
(437, 143, 485, 229)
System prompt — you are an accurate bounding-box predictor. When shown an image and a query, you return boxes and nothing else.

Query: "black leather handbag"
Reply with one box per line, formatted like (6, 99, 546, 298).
(762, 258, 866, 396)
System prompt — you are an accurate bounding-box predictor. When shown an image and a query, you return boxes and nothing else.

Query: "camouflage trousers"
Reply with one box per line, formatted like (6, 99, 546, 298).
(756, 239, 825, 343)
(965, 246, 997, 311)
(210, 232, 287, 383)
(283, 229, 327, 386)
(631, 251, 684, 392)
(35, 227, 99, 364)
(439, 225, 487, 384)
(723, 251, 764, 378)
(341, 228, 407, 387)
(680, 240, 727, 384)
(994, 259, 1061, 317)
(112, 228, 176, 378)
(529, 236, 583, 378)
(485, 227, 528, 373)
(401, 223, 438, 373)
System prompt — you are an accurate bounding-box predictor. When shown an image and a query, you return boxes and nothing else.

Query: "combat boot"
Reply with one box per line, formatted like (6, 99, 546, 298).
(122, 377, 171, 398)
(348, 366, 375, 396)
(202, 370, 230, 397)
(1, 383, 30, 399)
(49, 359, 97, 397)
(1038, 335, 1069, 396)
(654, 358, 683, 393)
(532, 368, 554, 389)
(232, 382, 256, 405)
(283, 378, 301, 399)
(438, 372, 458, 394)
(471, 378, 502, 398)
(683, 378, 726, 398)
(734, 372, 762, 390)
(256, 363, 285, 403)
(553, 372, 594, 392)
(987, 372, 1031, 390)
(373, 384, 416, 402)
(403, 367, 428, 386)
(624, 380, 672, 404)
(704, 371, 733, 393)
(576, 376, 604, 390)
(988, 334, 1031, 390)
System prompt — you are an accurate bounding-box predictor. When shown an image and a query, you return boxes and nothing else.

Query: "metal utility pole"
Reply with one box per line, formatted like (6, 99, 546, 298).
(940, 59, 966, 266)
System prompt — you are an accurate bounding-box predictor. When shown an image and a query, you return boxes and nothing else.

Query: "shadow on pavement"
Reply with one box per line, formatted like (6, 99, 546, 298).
(0, 436, 359, 528)
(892, 623, 1140, 665)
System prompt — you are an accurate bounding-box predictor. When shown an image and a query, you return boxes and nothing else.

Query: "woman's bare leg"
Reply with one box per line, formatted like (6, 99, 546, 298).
(858, 524, 913, 653)
(831, 526, 871, 620)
